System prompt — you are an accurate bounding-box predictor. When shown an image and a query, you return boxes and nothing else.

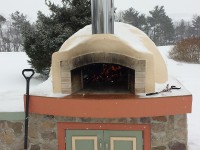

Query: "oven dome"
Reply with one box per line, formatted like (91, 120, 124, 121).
(51, 22, 168, 94)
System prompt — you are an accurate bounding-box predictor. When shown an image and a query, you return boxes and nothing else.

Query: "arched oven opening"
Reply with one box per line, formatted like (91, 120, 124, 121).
(71, 63, 135, 94)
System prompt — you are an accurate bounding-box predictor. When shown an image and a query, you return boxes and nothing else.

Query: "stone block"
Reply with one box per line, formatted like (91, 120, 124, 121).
(41, 140, 58, 150)
(40, 121, 56, 131)
(62, 88, 71, 94)
(152, 123, 166, 133)
(0, 144, 8, 150)
(7, 121, 23, 135)
(135, 88, 145, 93)
(30, 144, 40, 150)
(152, 116, 167, 122)
(61, 83, 71, 89)
(174, 129, 187, 141)
(29, 123, 39, 139)
(140, 117, 151, 123)
(0, 129, 15, 145)
(174, 115, 187, 129)
(152, 146, 167, 150)
(151, 132, 167, 147)
(60, 71, 70, 78)
(167, 116, 174, 130)
(168, 141, 186, 150)
(135, 72, 145, 78)
(41, 131, 56, 141)
(135, 78, 145, 84)
(61, 77, 71, 83)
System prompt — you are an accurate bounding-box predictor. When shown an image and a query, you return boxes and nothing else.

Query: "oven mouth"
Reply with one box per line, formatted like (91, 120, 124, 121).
(71, 63, 135, 95)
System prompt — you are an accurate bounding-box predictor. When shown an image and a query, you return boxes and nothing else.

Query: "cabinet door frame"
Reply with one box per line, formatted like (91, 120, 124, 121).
(58, 122, 151, 150)
(65, 130, 143, 150)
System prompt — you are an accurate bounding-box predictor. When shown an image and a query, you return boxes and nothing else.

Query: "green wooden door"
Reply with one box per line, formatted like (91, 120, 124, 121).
(66, 130, 143, 150)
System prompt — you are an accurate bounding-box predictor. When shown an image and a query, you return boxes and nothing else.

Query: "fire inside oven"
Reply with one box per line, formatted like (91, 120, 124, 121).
(71, 63, 135, 94)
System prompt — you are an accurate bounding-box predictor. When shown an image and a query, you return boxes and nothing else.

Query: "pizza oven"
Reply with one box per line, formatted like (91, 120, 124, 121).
(51, 0, 168, 95)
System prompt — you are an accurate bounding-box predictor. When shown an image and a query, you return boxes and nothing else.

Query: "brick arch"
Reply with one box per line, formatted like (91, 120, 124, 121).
(60, 52, 146, 94)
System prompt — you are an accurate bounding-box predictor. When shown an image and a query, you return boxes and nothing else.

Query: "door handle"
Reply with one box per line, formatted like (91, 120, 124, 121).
(105, 142, 109, 150)
(99, 139, 103, 149)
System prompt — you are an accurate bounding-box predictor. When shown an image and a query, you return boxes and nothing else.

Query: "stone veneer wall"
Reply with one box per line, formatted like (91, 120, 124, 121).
(0, 114, 187, 150)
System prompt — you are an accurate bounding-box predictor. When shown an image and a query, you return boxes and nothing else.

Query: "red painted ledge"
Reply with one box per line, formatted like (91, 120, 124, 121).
(24, 94, 192, 118)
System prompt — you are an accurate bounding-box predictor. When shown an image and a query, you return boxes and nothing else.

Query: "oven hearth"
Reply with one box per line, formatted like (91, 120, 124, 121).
(71, 63, 135, 94)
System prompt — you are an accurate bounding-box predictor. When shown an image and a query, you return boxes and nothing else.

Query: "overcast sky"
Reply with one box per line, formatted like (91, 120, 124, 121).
(0, 0, 200, 22)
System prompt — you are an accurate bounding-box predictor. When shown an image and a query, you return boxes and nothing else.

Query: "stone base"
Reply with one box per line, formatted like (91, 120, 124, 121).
(0, 114, 188, 150)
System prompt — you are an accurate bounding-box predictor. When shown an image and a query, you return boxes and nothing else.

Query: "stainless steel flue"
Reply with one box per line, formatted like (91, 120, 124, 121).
(91, 0, 114, 34)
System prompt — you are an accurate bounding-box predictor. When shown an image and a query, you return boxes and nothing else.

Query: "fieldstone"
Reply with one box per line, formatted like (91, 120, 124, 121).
(42, 141, 58, 150)
(174, 129, 187, 141)
(28, 124, 39, 139)
(30, 144, 40, 150)
(166, 130, 174, 141)
(7, 122, 23, 134)
(175, 115, 187, 129)
(55, 116, 75, 122)
(118, 118, 131, 123)
(9, 137, 24, 150)
(126, 118, 138, 124)
(140, 117, 151, 123)
(169, 141, 186, 150)
(103, 118, 121, 123)
(41, 131, 56, 141)
(151, 132, 167, 147)
(152, 123, 165, 133)
(43, 115, 55, 120)
(152, 116, 167, 122)
(0, 121, 6, 128)
(0, 129, 15, 145)
(0, 144, 9, 150)
(177, 118, 187, 129)
(167, 116, 174, 130)
(40, 121, 56, 131)
(81, 117, 93, 122)
(152, 146, 166, 150)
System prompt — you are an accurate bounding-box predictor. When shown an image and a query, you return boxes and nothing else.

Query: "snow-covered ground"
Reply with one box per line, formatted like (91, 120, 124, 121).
(0, 47, 200, 149)
(158, 46, 200, 150)
(0, 52, 42, 111)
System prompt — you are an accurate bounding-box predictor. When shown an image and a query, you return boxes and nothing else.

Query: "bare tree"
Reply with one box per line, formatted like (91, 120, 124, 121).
(0, 12, 29, 52)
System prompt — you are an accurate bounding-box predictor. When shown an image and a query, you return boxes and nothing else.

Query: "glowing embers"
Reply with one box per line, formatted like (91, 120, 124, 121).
(80, 63, 135, 94)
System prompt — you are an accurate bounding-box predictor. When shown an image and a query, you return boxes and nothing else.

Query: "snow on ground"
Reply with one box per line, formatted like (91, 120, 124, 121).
(0, 52, 43, 112)
(158, 46, 200, 150)
(0, 47, 200, 149)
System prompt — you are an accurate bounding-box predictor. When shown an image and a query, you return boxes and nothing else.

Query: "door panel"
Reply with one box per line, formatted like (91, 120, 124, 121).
(66, 130, 103, 150)
(72, 136, 98, 150)
(66, 130, 143, 150)
(110, 137, 136, 150)
(104, 131, 143, 150)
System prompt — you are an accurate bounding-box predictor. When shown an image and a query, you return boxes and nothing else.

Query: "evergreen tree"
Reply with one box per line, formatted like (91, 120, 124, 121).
(23, 0, 91, 76)
(147, 6, 174, 45)
(192, 15, 200, 37)
(174, 19, 186, 41)
(122, 7, 147, 31)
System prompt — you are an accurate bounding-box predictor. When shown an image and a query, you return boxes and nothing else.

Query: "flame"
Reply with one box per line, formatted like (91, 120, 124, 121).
(90, 64, 122, 83)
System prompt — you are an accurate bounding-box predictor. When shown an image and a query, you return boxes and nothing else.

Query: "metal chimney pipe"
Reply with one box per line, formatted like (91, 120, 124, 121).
(91, 0, 114, 34)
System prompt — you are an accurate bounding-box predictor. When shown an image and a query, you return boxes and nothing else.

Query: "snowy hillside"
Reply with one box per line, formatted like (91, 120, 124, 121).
(0, 47, 200, 149)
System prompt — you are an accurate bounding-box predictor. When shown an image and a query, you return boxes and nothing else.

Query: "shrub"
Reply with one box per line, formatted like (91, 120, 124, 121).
(169, 37, 200, 63)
